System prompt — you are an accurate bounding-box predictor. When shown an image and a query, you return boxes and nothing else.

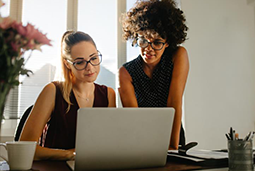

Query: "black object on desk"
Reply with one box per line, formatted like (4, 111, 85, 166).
(168, 142, 228, 169)
(167, 152, 228, 168)
(178, 142, 198, 155)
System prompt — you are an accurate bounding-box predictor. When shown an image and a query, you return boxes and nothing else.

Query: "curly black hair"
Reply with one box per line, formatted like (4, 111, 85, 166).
(122, 0, 188, 52)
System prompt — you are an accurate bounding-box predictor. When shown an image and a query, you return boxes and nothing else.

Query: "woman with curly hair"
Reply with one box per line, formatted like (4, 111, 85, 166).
(119, 0, 189, 150)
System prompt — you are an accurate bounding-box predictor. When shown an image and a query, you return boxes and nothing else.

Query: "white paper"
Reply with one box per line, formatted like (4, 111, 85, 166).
(186, 149, 228, 159)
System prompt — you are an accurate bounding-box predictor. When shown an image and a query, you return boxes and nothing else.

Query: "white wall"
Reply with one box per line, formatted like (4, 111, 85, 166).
(181, 0, 255, 149)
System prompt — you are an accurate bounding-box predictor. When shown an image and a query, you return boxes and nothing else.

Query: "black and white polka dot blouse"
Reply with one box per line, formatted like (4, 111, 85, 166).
(123, 54, 174, 107)
(123, 52, 186, 146)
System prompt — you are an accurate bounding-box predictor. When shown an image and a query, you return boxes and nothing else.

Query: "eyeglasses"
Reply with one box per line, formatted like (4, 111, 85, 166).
(66, 51, 102, 70)
(137, 38, 166, 50)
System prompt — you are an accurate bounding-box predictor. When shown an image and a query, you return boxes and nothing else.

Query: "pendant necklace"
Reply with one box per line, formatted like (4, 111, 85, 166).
(74, 91, 91, 102)
(73, 84, 94, 103)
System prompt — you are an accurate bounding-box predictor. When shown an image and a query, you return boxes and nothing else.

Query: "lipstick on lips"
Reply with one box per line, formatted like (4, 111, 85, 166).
(143, 52, 154, 59)
(85, 73, 94, 77)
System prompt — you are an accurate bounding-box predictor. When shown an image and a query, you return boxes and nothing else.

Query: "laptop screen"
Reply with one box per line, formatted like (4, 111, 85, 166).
(74, 108, 175, 171)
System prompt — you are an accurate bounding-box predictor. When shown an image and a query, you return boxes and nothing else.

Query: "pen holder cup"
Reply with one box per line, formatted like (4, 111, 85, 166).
(228, 140, 254, 171)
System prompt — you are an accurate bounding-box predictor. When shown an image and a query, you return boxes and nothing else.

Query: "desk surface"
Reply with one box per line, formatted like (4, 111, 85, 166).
(0, 160, 228, 171)
(33, 160, 228, 171)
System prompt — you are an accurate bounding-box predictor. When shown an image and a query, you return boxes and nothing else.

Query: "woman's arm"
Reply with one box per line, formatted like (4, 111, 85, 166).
(118, 67, 138, 107)
(20, 83, 75, 160)
(167, 46, 189, 150)
(107, 87, 116, 107)
(34, 146, 75, 161)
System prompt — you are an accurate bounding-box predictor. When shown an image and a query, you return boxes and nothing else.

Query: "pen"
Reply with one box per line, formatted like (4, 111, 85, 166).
(230, 127, 233, 140)
(232, 130, 236, 140)
(227, 128, 255, 141)
(247, 132, 255, 141)
(225, 133, 230, 140)
(245, 132, 251, 141)
(250, 132, 255, 140)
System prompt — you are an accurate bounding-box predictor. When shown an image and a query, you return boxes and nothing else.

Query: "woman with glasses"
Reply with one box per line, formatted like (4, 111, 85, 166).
(20, 31, 116, 160)
(119, 0, 189, 150)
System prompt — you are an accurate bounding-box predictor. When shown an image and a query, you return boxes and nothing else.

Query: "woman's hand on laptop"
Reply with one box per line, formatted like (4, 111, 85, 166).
(33, 146, 76, 161)
(46, 148, 75, 161)
(66, 149, 76, 160)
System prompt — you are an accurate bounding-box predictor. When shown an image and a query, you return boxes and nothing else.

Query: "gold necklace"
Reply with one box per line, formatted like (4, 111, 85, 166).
(74, 91, 91, 102)
(76, 94, 90, 101)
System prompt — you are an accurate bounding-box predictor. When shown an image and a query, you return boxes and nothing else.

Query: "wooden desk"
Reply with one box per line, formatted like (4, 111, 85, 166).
(31, 159, 225, 171)
(0, 159, 227, 171)
(31, 161, 202, 171)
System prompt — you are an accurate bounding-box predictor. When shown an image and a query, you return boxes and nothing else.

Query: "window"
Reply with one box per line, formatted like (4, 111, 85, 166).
(0, 0, 9, 17)
(19, 0, 67, 116)
(78, 0, 117, 90)
(126, 0, 140, 61)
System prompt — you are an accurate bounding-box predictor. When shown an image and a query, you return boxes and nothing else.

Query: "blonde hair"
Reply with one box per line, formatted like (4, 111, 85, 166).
(60, 31, 96, 112)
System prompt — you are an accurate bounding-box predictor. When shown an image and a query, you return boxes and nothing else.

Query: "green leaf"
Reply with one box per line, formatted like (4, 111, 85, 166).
(20, 69, 33, 76)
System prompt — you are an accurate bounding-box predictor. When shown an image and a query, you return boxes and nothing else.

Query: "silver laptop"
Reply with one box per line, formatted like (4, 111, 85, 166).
(67, 108, 175, 171)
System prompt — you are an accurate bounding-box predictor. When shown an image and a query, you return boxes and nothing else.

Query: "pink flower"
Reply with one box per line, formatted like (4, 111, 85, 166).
(0, 12, 52, 88)
(0, 17, 16, 29)
(14, 22, 27, 36)
(27, 25, 51, 46)
(34, 32, 52, 46)
(23, 23, 52, 47)
(24, 23, 37, 40)
(25, 39, 36, 50)
(11, 42, 20, 53)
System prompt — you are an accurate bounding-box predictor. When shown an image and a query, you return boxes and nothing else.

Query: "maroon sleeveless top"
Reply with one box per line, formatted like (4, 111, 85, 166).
(41, 81, 108, 149)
